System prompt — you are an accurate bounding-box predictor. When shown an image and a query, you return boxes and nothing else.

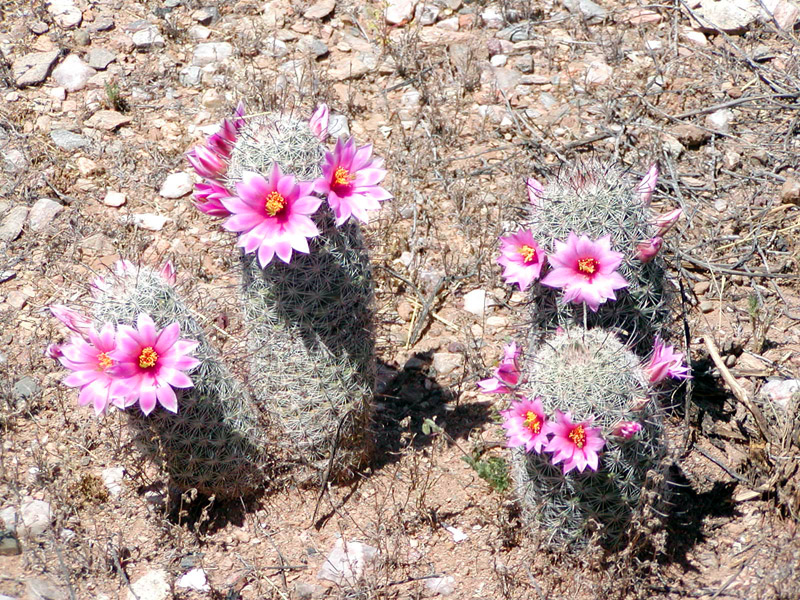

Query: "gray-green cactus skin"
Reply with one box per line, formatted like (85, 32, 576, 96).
(513, 327, 668, 550)
(92, 265, 269, 498)
(524, 161, 671, 354)
(229, 114, 376, 480)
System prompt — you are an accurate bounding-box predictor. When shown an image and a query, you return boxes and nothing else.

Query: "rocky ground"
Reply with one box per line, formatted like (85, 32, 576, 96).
(2, 0, 800, 598)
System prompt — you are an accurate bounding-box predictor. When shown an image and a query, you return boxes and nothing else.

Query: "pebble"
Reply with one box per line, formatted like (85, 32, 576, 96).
(176, 568, 210, 592)
(694, 280, 711, 295)
(0, 530, 21, 556)
(126, 570, 170, 600)
(426, 575, 456, 596)
(699, 300, 715, 313)
(298, 36, 329, 57)
(262, 37, 289, 58)
(780, 177, 800, 205)
(13, 377, 39, 399)
(11, 50, 61, 87)
(192, 42, 234, 67)
(694, 0, 759, 33)
(85, 110, 132, 130)
(123, 213, 169, 231)
(1, 499, 51, 537)
(759, 379, 800, 411)
(188, 25, 211, 41)
(132, 26, 165, 49)
(304, 0, 336, 20)
(670, 123, 710, 146)
(328, 114, 350, 138)
(29, 21, 50, 34)
(90, 16, 115, 32)
(3, 149, 27, 173)
(87, 48, 116, 70)
(192, 7, 220, 25)
(562, 0, 608, 22)
(26, 578, 66, 600)
(50, 128, 89, 150)
(80, 232, 115, 255)
(101, 467, 124, 497)
(0, 206, 28, 242)
(28, 198, 64, 232)
(415, 3, 441, 25)
(463, 289, 491, 317)
(433, 352, 462, 375)
(48, 0, 82, 29)
(103, 190, 126, 207)
(160, 172, 193, 198)
(180, 66, 203, 87)
(317, 539, 379, 586)
(705, 108, 734, 133)
(386, 0, 417, 24)
(77, 157, 101, 176)
(73, 30, 90, 46)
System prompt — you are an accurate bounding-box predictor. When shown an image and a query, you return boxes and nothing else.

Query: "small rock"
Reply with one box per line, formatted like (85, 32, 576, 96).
(386, 0, 417, 24)
(80, 232, 115, 255)
(103, 190, 126, 207)
(101, 467, 124, 497)
(562, 0, 608, 22)
(415, 3, 440, 24)
(77, 157, 101, 176)
(192, 42, 234, 67)
(762, 0, 800, 29)
(714, 198, 728, 212)
(317, 539, 379, 586)
(13, 377, 40, 399)
(132, 26, 164, 49)
(180, 66, 203, 87)
(694, 0, 759, 33)
(124, 213, 169, 231)
(723, 148, 742, 170)
(28, 198, 64, 232)
(304, 0, 336, 20)
(87, 48, 116, 70)
(298, 36, 329, 57)
(397, 300, 413, 321)
(73, 30, 90, 46)
(4, 499, 51, 537)
(682, 29, 708, 46)
(48, 0, 83, 29)
(759, 379, 800, 411)
(85, 110, 132, 131)
(490, 54, 507, 67)
(625, 8, 662, 24)
(188, 25, 211, 41)
(705, 108, 734, 133)
(463, 289, 492, 317)
(328, 55, 374, 80)
(0, 530, 21, 556)
(26, 578, 66, 600)
(29, 21, 50, 34)
(444, 525, 468, 542)
(90, 16, 115, 32)
(780, 177, 800, 205)
(12, 50, 61, 88)
(481, 5, 504, 27)
(662, 133, 685, 157)
(699, 300, 715, 313)
(433, 352, 461, 376)
(176, 568, 210, 592)
(426, 575, 456, 596)
(0, 206, 29, 242)
(295, 582, 326, 600)
(328, 114, 350, 139)
(3, 149, 27, 173)
(585, 60, 612, 85)
(50, 129, 89, 150)
(192, 7, 220, 25)
(670, 123, 710, 146)
(126, 570, 170, 600)
(694, 280, 711, 295)
(262, 37, 289, 58)
(160, 173, 193, 198)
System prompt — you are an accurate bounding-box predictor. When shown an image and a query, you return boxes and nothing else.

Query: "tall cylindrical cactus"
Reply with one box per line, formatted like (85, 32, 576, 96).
(90, 263, 270, 498)
(511, 327, 668, 550)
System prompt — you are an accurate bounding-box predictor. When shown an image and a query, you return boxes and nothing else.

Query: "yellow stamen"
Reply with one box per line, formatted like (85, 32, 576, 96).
(97, 352, 112, 370)
(577, 257, 598, 275)
(265, 191, 287, 217)
(519, 245, 538, 264)
(569, 425, 586, 449)
(333, 166, 355, 186)
(523, 411, 541, 434)
(138, 347, 158, 369)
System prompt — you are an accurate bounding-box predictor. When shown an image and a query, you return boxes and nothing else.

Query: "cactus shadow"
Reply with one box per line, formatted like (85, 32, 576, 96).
(371, 352, 494, 470)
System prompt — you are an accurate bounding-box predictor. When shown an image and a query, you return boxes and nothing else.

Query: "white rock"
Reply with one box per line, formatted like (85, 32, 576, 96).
(126, 570, 170, 600)
(262, 37, 289, 58)
(490, 54, 507, 67)
(159, 173, 193, 198)
(444, 525, 468, 542)
(328, 114, 350, 139)
(188, 25, 211, 41)
(192, 42, 233, 67)
(481, 5, 505, 27)
(317, 539, 379, 586)
(304, 0, 336, 19)
(132, 27, 164, 49)
(759, 379, 800, 411)
(705, 108, 734, 133)
(103, 191, 126, 207)
(176, 568, 210, 592)
(101, 467, 124, 497)
(28, 198, 64, 232)
(695, 0, 760, 32)
(124, 213, 170, 231)
(52, 54, 96, 92)
(1, 499, 52, 537)
(433, 353, 462, 376)
(682, 29, 708, 45)
(0, 206, 29, 242)
(415, 3, 440, 24)
(562, 0, 608, 21)
(761, 0, 800, 29)
(462, 289, 493, 317)
(3, 149, 27, 173)
(47, 0, 82, 29)
(386, 0, 417, 24)
(585, 60, 612, 85)
(425, 575, 456, 596)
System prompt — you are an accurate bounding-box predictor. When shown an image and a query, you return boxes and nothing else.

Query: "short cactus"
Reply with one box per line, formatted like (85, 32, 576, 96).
(91, 263, 270, 498)
(523, 161, 673, 353)
(511, 326, 668, 550)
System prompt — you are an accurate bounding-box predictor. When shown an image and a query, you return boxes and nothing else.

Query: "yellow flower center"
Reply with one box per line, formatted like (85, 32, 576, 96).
(138, 347, 159, 369)
(569, 425, 586, 449)
(519, 245, 537, 264)
(265, 191, 287, 217)
(333, 166, 355, 186)
(523, 411, 541, 434)
(97, 352, 112, 370)
(577, 257, 598, 275)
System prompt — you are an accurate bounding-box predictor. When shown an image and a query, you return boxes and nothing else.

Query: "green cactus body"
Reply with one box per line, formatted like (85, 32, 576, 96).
(92, 265, 269, 498)
(514, 327, 667, 550)
(525, 161, 671, 353)
(229, 114, 375, 480)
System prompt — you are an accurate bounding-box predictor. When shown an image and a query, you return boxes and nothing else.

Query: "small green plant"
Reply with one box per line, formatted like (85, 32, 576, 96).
(104, 82, 129, 113)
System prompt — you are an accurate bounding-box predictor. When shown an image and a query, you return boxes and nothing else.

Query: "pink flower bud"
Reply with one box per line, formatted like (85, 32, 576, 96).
(49, 305, 93, 338)
(45, 343, 63, 359)
(636, 163, 659, 205)
(652, 208, 683, 237)
(160, 261, 176, 285)
(636, 236, 663, 262)
(613, 421, 643, 439)
(309, 104, 329, 141)
(526, 177, 544, 208)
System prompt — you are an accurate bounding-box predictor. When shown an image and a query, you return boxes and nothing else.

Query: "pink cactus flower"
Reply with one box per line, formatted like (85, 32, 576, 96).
(59, 324, 126, 415)
(540, 233, 629, 312)
(222, 165, 322, 266)
(46, 343, 63, 360)
(233, 100, 246, 130)
(498, 230, 546, 292)
(652, 208, 683, 237)
(90, 260, 136, 298)
(50, 305, 93, 338)
(108, 314, 200, 415)
(501, 397, 550, 453)
(636, 236, 663, 262)
(186, 145, 227, 180)
(309, 104, 329, 141)
(206, 119, 238, 160)
(613, 421, 643, 439)
(315, 137, 391, 225)
(526, 177, 544, 208)
(636, 163, 659, 205)
(646, 336, 691, 384)
(544, 410, 605, 474)
(159, 261, 176, 286)
(193, 181, 233, 217)
(477, 342, 521, 394)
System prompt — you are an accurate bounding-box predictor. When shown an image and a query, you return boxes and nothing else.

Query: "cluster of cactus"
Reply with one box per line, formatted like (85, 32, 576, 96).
(48, 101, 389, 496)
(485, 159, 688, 550)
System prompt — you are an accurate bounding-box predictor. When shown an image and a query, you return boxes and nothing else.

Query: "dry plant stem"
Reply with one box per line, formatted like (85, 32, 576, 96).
(703, 336, 771, 441)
